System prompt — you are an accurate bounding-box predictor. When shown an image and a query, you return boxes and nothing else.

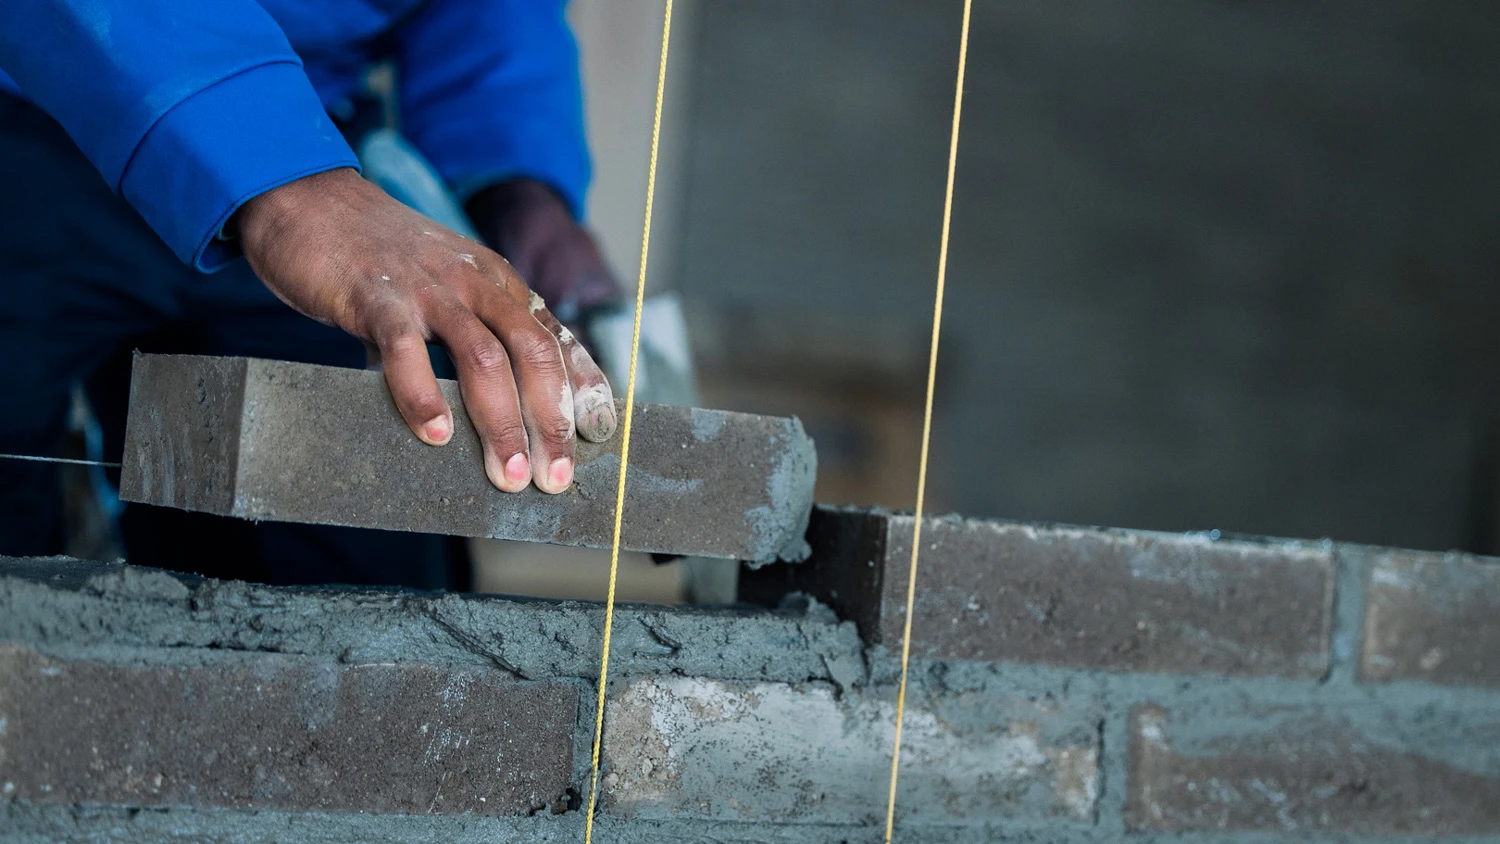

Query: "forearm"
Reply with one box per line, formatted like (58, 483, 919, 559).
(0, 0, 356, 270)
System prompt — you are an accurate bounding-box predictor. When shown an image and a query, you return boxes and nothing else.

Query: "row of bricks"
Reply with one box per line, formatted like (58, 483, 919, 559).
(2, 645, 1497, 833)
(744, 506, 1500, 688)
(113, 355, 1500, 688)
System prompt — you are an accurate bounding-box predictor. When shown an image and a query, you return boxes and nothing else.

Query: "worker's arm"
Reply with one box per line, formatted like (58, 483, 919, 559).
(394, 0, 622, 328)
(0, 0, 354, 271)
(0, 1, 614, 494)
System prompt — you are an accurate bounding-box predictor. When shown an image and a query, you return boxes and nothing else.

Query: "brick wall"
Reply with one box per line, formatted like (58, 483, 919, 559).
(4, 508, 1500, 842)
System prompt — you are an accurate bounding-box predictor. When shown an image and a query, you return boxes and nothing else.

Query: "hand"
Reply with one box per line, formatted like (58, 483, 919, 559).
(466, 179, 623, 332)
(236, 168, 617, 494)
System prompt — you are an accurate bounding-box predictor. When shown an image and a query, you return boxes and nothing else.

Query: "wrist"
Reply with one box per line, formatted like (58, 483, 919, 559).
(237, 167, 362, 243)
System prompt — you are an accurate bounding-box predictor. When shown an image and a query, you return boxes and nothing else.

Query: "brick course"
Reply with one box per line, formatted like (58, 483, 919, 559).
(749, 507, 1335, 677)
(1126, 700, 1500, 835)
(0, 646, 577, 816)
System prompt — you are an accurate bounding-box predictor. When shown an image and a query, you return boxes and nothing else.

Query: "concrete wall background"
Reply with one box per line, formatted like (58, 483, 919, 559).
(569, 0, 699, 295)
(652, 0, 1500, 553)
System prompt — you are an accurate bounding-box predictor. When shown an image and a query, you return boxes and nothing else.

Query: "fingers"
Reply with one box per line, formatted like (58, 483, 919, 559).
(475, 289, 578, 494)
(372, 327, 453, 447)
(529, 303, 617, 443)
(428, 301, 534, 493)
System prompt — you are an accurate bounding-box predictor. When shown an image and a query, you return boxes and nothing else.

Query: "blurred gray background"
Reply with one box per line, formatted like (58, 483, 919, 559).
(566, 1, 1500, 580)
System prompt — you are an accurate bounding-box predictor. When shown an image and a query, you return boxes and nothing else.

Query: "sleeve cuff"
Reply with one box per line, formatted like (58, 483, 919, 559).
(118, 61, 360, 272)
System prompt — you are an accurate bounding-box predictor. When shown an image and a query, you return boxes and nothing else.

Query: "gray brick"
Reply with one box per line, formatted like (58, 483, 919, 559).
(1126, 700, 1500, 834)
(0, 646, 577, 815)
(601, 675, 1099, 826)
(1361, 549, 1500, 688)
(120, 354, 815, 563)
(747, 507, 1334, 677)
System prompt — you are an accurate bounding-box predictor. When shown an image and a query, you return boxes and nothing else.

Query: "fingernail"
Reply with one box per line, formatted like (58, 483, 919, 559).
(422, 415, 451, 445)
(549, 458, 573, 489)
(578, 395, 617, 442)
(593, 403, 617, 440)
(506, 453, 531, 484)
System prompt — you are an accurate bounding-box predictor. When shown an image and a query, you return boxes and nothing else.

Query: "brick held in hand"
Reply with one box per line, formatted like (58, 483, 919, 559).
(119, 353, 817, 563)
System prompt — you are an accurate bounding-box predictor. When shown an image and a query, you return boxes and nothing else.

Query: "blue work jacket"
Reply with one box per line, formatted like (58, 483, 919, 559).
(0, 0, 590, 272)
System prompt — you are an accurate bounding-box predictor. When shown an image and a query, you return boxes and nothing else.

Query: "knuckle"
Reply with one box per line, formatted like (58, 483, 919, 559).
(363, 297, 417, 338)
(497, 422, 529, 448)
(514, 331, 565, 373)
(461, 339, 510, 376)
(451, 274, 505, 313)
(537, 413, 576, 445)
(482, 415, 527, 452)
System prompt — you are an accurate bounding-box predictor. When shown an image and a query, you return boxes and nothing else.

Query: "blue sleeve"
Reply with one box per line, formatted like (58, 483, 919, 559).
(395, 0, 592, 219)
(0, 1, 359, 271)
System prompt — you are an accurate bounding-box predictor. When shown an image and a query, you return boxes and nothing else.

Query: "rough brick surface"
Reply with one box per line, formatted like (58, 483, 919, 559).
(1126, 700, 1500, 834)
(602, 676, 1099, 825)
(0, 646, 577, 816)
(1361, 549, 1500, 688)
(751, 507, 1334, 677)
(120, 354, 815, 562)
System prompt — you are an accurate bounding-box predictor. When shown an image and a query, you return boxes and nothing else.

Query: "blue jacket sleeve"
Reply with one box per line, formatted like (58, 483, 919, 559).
(395, 0, 592, 219)
(0, 1, 359, 271)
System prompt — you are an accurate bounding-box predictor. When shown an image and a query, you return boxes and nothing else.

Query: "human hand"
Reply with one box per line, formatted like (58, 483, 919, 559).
(466, 179, 622, 333)
(236, 167, 617, 494)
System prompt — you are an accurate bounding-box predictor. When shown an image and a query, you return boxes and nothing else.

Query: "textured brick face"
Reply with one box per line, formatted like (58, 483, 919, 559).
(1361, 550, 1500, 688)
(1126, 702, 1500, 834)
(0, 647, 577, 815)
(120, 354, 816, 563)
(883, 518, 1334, 676)
(772, 508, 1336, 676)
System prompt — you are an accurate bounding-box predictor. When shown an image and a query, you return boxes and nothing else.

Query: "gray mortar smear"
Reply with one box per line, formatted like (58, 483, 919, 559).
(745, 417, 816, 566)
(584, 452, 704, 498)
(0, 558, 863, 689)
(689, 406, 727, 443)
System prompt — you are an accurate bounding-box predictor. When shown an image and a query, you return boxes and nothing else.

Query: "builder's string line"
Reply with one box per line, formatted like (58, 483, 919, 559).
(0, 453, 121, 468)
(582, 1, 674, 841)
(884, 0, 973, 841)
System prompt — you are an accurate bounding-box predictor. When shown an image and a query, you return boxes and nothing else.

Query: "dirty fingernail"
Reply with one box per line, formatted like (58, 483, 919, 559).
(422, 415, 451, 445)
(577, 395, 617, 442)
(591, 403, 617, 441)
(506, 453, 531, 484)
(549, 458, 573, 490)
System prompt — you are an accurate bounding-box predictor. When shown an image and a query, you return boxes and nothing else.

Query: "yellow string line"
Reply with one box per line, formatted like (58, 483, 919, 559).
(583, 1, 673, 841)
(884, 1, 971, 840)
